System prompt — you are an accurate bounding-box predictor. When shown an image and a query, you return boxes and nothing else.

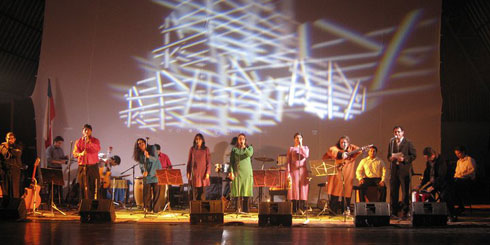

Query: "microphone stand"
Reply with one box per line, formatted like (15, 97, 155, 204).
(121, 163, 139, 210)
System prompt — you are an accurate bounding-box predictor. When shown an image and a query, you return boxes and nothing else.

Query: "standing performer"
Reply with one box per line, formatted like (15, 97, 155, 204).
(73, 124, 101, 200)
(453, 145, 476, 216)
(186, 134, 211, 201)
(133, 138, 161, 213)
(0, 132, 23, 198)
(287, 133, 310, 214)
(229, 133, 254, 213)
(322, 136, 363, 214)
(387, 126, 416, 218)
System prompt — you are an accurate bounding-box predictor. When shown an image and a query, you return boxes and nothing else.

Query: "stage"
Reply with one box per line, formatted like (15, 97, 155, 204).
(2, 205, 490, 244)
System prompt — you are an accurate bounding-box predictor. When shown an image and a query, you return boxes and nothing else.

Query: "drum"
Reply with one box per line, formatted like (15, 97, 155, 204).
(134, 177, 144, 207)
(411, 190, 432, 202)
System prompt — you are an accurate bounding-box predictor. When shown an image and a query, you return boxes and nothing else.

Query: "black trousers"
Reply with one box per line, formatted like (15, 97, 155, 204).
(390, 164, 411, 215)
(77, 164, 100, 200)
(359, 178, 386, 202)
(2, 167, 21, 198)
(453, 178, 472, 212)
(143, 182, 161, 213)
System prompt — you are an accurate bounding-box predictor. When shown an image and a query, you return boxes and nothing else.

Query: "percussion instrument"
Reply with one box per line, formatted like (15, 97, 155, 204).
(134, 177, 144, 207)
(277, 154, 287, 166)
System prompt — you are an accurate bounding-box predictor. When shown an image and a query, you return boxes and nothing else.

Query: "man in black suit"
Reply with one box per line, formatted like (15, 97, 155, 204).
(388, 126, 416, 218)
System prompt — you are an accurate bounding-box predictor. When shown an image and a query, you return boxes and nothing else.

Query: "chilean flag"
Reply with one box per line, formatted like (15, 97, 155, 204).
(43, 80, 56, 148)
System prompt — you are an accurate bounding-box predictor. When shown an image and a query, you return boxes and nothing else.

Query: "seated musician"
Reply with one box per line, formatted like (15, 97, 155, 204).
(99, 155, 121, 199)
(453, 145, 476, 216)
(46, 136, 68, 204)
(419, 147, 457, 221)
(355, 145, 386, 202)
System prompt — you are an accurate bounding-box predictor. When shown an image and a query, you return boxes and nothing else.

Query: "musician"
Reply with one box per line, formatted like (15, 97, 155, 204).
(73, 124, 101, 200)
(133, 138, 161, 213)
(387, 126, 416, 218)
(229, 133, 253, 213)
(356, 145, 386, 202)
(155, 143, 172, 209)
(287, 133, 310, 214)
(322, 136, 362, 214)
(419, 147, 456, 220)
(186, 134, 211, 201)
(0, 132, 23, 198)
(99, 155, 121, 199)
(46, 136, 68, 204)
(222, 137, 237, 200)
(453, 145, 476, 215)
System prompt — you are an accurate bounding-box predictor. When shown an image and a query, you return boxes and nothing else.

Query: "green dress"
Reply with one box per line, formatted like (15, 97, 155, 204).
(230, 146, 254, 197)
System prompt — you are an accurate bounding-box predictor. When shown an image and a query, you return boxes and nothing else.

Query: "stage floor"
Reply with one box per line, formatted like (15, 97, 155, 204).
(2, 205, 490, 244)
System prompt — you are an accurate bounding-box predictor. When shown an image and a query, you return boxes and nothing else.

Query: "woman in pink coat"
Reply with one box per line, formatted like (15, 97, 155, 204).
(287, 132, 310, 214)
(186, 133, 211, 200)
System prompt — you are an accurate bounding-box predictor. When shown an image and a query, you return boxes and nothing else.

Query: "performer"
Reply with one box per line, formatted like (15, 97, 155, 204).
(229, 133, 254, 213)
(0, 132, 23, 198)
(133, 138, 161, 213)
(453, 145, 476, 215)
(46, 136, 68, 204)
(73, 124, 101, 200)
(322, 136, 362, 214)
(99, 154, 121, 200)
(356, 145, 386, 202)
(387, 126, 416, 218)
(418, 147, 456, 221)
(222, 137, 237, 200)
(287, 133, 310, 214)
(155, 143, 172, 210)
(155, 144, 172, 169)
(186, 134, 211, 201)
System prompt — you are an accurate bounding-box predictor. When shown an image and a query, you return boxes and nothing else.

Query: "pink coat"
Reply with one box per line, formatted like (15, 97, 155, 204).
(186, 147, 211, 187)
(287, 146, 310, 200)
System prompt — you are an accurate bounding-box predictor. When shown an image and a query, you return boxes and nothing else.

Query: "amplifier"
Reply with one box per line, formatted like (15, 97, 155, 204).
(190, 200, 224, 224)
(79, 199, 116, 223)
(411, 202, 447, 226)
(0, 198, 27, 221)
(258, 201, 292, 226)
(354, 202, 390, 227)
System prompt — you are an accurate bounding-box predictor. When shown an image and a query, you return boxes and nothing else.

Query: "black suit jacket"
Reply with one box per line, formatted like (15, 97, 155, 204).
(387, 138, 416, 175)
(421, 156, 453, 191)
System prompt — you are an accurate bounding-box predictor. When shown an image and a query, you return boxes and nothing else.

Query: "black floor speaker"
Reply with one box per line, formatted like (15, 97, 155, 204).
(411, 202, 447, 226)
(354, 202, 390, 227)
(258, 201, 292, 227)
(0, 198, 27, 221)
(79, 199, 115, 223)
(190, 200, 224, 224)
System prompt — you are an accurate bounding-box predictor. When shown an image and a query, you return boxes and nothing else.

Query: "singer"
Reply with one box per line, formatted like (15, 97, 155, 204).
(186, 134, 211, 201)
(229, 133, 254, 213)
(133, 138, 162, 213)
(73, 124, 101, 200)
(387, 126, 416, 218)
(0, 132, 23, 198)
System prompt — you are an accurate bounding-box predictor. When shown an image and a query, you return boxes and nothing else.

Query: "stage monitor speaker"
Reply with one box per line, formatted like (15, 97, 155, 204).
(411, 202, 447, 226)
(354, 202, 390, 227)
(190, 200, 224, 224)
(79, 199, 115, 223)
(0, 198, 27, 221)
(258, 201, 292, 227)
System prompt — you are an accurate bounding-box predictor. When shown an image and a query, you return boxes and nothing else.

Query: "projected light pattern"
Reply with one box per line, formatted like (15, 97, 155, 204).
(119, 0, 435, 135)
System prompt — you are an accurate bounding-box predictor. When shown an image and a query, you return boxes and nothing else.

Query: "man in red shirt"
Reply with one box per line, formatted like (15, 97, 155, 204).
(73, 124, 101, 200)
(155, 144, 172, 169)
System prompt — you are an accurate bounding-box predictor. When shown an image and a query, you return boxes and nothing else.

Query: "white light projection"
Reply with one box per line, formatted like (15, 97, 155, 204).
(119, 0, 434, 136)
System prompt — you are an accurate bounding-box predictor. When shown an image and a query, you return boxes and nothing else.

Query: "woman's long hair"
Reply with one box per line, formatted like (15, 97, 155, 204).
(133, 138, 145, 162)
(192, 133, 206, 150)
(335, 135, 350, 149)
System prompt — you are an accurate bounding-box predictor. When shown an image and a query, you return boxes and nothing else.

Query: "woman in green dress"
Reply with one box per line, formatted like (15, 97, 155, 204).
(229, 133, 254, 212)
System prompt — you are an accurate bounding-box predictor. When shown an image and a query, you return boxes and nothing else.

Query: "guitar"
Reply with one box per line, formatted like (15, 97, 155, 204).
(23, 158, 41, 211)
(337, 144, 373, 170)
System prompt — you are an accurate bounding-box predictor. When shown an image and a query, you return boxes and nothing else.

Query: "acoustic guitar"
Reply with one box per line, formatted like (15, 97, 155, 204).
(23, 158, 41, 211)
(338, 144, 373, 170)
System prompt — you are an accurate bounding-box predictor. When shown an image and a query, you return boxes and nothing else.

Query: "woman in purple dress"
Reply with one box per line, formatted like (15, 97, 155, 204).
(186, 133, 211, 200)
(287, 132, 310, 213)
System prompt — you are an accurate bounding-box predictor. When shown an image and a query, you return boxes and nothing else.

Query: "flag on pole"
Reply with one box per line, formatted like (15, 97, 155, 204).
(43, 79, 56, 148)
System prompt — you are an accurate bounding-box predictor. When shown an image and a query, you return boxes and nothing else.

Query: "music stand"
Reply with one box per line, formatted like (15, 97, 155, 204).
(156, 169, 183, 211)
(41, 168, 66, 216)
(253, 169, 287, 203)
(309, 160, 337, 216)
